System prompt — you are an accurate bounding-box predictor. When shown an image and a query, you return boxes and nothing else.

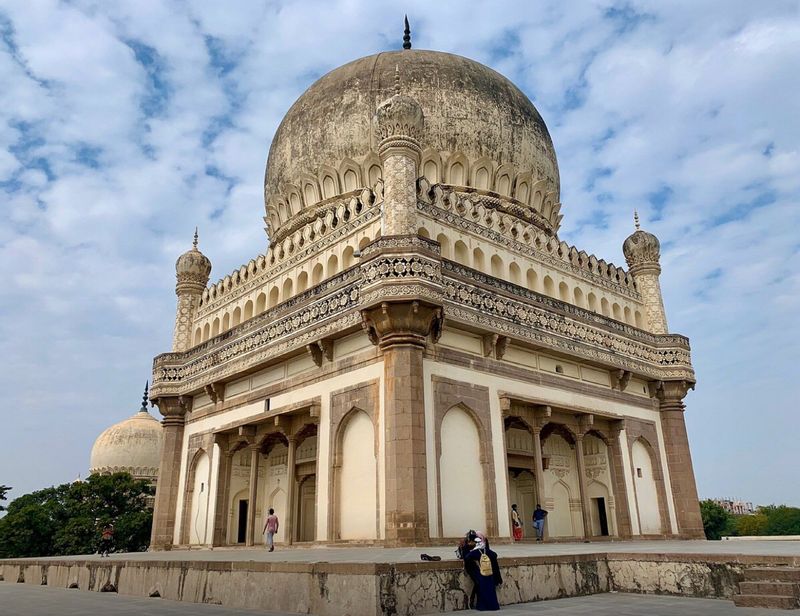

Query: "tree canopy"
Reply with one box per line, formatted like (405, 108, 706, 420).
(700, 499, 732, 540)
(0, 484, 10, 511)
(0, 473, 153, 558)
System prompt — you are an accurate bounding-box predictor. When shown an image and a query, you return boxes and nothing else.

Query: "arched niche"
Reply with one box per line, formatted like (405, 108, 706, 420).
(439, 405, 486, 537)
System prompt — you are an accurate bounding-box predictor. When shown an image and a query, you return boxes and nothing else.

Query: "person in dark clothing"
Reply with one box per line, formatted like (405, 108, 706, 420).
(99, 523, 114, 557)
(532, 504, 548, 541)
(463, 531, 502, 611)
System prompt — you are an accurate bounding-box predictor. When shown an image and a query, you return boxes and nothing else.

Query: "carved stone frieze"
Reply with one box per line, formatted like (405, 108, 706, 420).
(153, 234, 694, 398)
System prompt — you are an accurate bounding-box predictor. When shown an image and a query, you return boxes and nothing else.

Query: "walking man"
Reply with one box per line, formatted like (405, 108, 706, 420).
(263, 508, 279, 552)
(532, 504, 548, 541)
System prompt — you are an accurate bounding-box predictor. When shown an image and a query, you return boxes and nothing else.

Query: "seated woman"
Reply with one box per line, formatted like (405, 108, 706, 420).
(463, 531, 502, 611)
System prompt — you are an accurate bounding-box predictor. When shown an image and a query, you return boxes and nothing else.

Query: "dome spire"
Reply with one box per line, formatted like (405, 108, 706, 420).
(140, 381, 149, 414)
(403, 15, 411, 50)
(193, 226, 199, 249)
(634, 210, 641, 230)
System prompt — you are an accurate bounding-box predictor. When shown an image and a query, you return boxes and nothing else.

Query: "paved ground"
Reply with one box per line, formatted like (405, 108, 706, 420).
(0, 585, 781, 615)
(11, 539, 799, 564)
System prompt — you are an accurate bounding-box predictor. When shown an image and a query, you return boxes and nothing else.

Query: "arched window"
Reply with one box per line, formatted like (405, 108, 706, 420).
(311, 263, 324, 285)
(297, 271, 309, 293)
(282, 278, 293, 301)
(327, 254, 339, 277)
(437, 234, 451, 259)
(342, 246, 355, 269)
(527, 268, 538, 292)
(268, 286, 279, 308)
(573, 287, 585, 308)
(543, 276, 555, 297)
(587, 292, 598, 312)
(509, 262, 521, 285)
(558, 282, 569, 302)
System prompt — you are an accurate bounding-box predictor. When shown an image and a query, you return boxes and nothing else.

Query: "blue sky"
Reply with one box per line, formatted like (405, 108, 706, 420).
(0, 0, 798, 507)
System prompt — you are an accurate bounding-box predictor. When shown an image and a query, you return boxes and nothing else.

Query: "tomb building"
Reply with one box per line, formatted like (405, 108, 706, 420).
(148, 35, 702, 548)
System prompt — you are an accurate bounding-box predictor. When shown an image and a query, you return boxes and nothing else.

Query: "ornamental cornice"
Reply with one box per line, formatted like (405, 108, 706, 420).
(152, 237, 693, 399)
(418, 193, 640, 300)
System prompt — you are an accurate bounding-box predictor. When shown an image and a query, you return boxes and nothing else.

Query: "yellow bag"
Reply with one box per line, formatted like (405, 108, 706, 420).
(479, 550, 492, 577)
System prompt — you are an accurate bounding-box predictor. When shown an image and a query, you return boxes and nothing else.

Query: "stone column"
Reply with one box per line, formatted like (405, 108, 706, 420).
(607, 421, 633, 538)
(284, 436, 297, 545)
(656, 380, 704, 538)
(362, 301, 441, 546)
(150, 396, 190, 550)
(212, 446, 234, 546)
(574, 434, 593, 538)
(245, 443, 260, 546)
(531, 426, 546, 513)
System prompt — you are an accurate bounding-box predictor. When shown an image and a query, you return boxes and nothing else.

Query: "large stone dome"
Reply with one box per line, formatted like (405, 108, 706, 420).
(89, 406, 163, 482)
(264, 49, 561, 240)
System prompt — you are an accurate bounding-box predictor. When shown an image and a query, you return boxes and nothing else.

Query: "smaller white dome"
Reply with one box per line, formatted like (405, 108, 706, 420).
(90, 407, 163, 482)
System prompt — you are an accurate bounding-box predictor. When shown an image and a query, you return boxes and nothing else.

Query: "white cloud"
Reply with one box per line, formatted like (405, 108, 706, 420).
(0, 0, 797, 507)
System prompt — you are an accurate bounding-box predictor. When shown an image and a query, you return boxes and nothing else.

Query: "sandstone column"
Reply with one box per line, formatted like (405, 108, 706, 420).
(608, 420, 633, 538)
(172, 230, 212, 351)
(245, 443, 260, 546)
(150, 396, 190, 550)
(284, 436, 297, 545)
(531, 426, 546, 513)
(212, 445, 234, 546)
(574, 434, 594, 538)
(656, 380, 704, 538)
(363, 301, 441, 545)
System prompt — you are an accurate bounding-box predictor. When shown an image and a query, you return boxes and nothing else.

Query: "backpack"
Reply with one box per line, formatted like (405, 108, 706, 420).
(478, 550, 493, 577)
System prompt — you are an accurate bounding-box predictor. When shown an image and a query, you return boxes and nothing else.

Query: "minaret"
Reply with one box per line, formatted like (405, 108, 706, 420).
(374, 62, 424, 236)
(623, 212, 668, 333)
(172, 229, 212, 351)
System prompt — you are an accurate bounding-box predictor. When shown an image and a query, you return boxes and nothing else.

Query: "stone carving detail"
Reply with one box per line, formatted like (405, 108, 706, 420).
(381, 154, 419, 235)
(419, 190, 638, 297)
(153, 236, 694, 397)
(197, 190, 377, 316)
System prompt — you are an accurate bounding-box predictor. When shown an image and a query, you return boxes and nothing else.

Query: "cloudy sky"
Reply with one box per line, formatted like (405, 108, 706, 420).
(1, 0, 798, 508)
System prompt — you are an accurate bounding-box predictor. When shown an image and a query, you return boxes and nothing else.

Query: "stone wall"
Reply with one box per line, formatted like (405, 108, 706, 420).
(4, 553, 798, 615)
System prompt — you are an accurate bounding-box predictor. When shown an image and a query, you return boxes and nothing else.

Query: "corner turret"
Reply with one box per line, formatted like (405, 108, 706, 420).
(172, 229, 211, 351)
(623, 212, 668, 333)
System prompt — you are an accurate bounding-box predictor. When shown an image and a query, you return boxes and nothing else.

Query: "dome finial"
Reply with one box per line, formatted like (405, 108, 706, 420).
(193, 227, 199, 249)
(634, 210, 641, 230)
(403, 15, 411, 50)
(140, 381, 149, 413)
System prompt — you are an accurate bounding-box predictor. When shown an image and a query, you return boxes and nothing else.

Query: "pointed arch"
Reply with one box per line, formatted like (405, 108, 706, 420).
(243, 300, 254, 321)
(334, 407, 378, 540)
(256, 292, 267, 314)
(439, 404, 487, 536)
(445, 152, 469, 186)
(470, 156, 495, 190)
(420, 148, 442, 184)
(338, 158, 362, 193)
(494, 163, 515, 196)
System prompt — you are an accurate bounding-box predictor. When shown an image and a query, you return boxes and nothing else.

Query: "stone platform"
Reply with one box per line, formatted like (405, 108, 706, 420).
(1, 541, 799, 615)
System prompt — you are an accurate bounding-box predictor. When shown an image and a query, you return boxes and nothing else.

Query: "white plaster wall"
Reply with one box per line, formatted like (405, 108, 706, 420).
(440, 407, 486, 537)
(618, 428, 640, 535)
(339, 411, 378, 539)
(423, 359, 673, 545)
(188, 451, 210, 545)
(178, 361, 384, 546)
(632, 439, 662, 534)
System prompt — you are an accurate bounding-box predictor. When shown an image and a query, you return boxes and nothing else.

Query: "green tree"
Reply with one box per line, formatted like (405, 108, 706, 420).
(761, 505, 800, 536)
(700, 499, 732, 540)
(0, 473, 154, 558)
(736, 513, 768, 536)
(0, 485, 10, 511)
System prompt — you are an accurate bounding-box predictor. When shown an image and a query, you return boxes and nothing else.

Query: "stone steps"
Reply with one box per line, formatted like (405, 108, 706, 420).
(735, 567, 800, 610)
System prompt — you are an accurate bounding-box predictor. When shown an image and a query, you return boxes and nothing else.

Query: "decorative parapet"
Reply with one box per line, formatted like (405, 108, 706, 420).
(443, 260, 693, 382)
(418, 182, 638, 298)
(196, 188, 378, 318)
(152, 238, 693, 398)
